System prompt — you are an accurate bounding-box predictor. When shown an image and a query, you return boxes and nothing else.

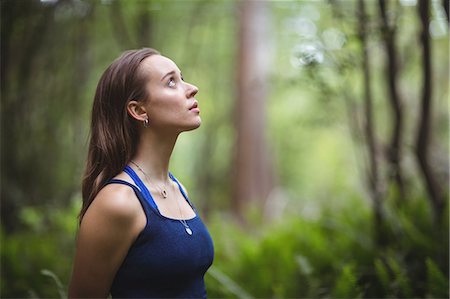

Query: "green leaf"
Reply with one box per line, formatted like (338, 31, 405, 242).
(426, 258, 449, 298)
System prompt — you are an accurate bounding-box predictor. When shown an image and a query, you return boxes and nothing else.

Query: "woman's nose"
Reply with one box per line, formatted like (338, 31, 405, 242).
(186, 83, 198, 98)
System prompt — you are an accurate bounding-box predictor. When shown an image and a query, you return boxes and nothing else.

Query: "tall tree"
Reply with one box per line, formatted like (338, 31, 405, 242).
(1, 0, 58, 232)
(443, 0, 449, 23)
(233, 0, 274, 220)
(1, 0, 96, 232)
(135, 0, 153, 47)
(378, 0, 405, 199)
(416, 0, 445, 222)
(357, 0, 384, 244)
(109, 0, 134, 48)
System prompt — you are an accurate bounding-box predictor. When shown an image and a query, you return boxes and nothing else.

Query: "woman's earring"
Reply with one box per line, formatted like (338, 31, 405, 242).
(143, 118, 149, 128)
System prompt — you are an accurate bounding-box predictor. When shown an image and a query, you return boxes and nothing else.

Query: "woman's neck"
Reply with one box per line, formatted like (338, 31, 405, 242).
(132, 129, 178, 183)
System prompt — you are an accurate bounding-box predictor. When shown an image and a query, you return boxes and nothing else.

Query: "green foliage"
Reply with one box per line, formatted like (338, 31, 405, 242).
(386, 254, 413, 298)
(205, 195, 448, 299)
(374, 258, 390, 294)
(1, 190, 447, 298)
(1, 199, 79, 298)
(1, 0, 448, 298)
(426, 258, 449, 299)
(40, 269, 66, 299)
(1, 231, 68, 298)
(207, 267, 254, 299)
(332, 263, 362, 298)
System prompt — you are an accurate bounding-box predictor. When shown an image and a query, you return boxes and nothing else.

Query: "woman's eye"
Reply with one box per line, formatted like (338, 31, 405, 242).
(168, 78, 176, 87)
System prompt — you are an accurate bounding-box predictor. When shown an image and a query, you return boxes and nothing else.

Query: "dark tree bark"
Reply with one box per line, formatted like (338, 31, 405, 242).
(378, 0, 405, 199)
(443, 0, 449, 24)
(233, 0, 274, 221)
(358, 0, 384, 245)
(110, 0, 134, 48)
(136, 1, 152, 47)
(416, 0, 445, 222)
(1, 0, 57, 232)
(110, 1, 154, 50)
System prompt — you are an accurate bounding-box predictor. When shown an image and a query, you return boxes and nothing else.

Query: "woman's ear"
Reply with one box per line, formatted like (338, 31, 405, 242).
(127, 100, 148, 122)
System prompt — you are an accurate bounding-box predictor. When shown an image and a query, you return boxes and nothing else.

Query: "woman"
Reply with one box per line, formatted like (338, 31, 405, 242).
(69, 48, 214, 298)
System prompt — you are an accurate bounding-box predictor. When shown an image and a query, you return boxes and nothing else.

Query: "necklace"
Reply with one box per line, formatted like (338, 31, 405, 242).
(130, 160, 168, 198)
(130, 160, 193, 236)
(175, 195, 193, 235)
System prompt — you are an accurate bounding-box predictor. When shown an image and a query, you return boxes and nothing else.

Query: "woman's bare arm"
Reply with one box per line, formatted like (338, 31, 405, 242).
(68, 184, 146, 298)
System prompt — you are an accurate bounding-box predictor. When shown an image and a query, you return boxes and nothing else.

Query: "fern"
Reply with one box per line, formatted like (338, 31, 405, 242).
(387, 256, 413, 298)
(374, 258, 390, 294)
(426, 258, 449, 298)
(331, 263, 362, 298)
(207, 266, 254, 299)
(40, 269, 66, 299)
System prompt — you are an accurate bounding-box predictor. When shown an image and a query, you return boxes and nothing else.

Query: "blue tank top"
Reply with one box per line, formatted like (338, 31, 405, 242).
(107, 166, 214, 298)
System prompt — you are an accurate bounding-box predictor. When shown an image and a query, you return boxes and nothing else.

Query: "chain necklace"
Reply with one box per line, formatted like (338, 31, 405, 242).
(130, 160, 193, 236)
(175, 195, 193, 235)
(130, 160, 168, 198)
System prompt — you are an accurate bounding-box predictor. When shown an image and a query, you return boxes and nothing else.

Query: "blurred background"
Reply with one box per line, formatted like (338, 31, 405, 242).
(1, 0, 449, 298)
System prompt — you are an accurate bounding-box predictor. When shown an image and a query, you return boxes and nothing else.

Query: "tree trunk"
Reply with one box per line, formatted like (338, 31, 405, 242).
(110, 0, 134, 48)
(1, 0, 56, 232)
(443, 0, 449, 24)
(233, 0, 274, 221)
(416, 0, 445, 223)
(358, 0, 385, 245)
(378, 0, 405, 199)
(136, 1, 153, 47)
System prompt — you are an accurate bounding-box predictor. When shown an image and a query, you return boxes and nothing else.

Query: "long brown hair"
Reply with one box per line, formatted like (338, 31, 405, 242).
(80, 48, 160, 222)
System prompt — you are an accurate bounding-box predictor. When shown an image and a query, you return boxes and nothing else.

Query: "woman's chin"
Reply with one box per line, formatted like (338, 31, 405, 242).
(190, 119, 202, 130)
(182, 119, 202, 132)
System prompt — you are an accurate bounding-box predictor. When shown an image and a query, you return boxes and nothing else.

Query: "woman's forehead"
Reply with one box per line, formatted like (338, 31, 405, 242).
(141, 55, 181, 81)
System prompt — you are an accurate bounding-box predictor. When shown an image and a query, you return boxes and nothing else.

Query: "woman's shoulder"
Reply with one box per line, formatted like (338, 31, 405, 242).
(85, 179, 142, 226)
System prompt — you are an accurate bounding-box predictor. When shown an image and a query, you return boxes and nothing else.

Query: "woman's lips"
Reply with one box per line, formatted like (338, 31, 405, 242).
(189, 101, 200, 113)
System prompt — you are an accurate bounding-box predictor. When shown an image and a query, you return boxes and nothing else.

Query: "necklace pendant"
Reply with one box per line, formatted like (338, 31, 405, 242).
(161, 190, 167, 198)
(185, 227, 193, 235)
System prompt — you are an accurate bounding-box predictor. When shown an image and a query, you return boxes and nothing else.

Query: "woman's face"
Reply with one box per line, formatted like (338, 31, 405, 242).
(140, 55, 201, 133)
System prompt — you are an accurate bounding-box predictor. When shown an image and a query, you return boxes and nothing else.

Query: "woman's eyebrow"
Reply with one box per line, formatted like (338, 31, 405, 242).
(161, 70, 181, 81)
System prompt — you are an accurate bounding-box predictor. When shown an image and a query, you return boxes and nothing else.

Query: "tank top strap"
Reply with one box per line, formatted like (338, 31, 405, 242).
(169, 173, 197, 212)
(106, 179, 153, 218)
(123, 166, 160, 212)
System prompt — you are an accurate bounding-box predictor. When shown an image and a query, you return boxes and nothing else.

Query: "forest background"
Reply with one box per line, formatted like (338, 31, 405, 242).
(1, 0, 449, 298)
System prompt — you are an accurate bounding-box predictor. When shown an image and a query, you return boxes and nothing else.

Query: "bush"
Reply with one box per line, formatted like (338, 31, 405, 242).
(205, 195, 448, 298)
(1, 198, 79, 298)
(1, 194, 447, 298)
